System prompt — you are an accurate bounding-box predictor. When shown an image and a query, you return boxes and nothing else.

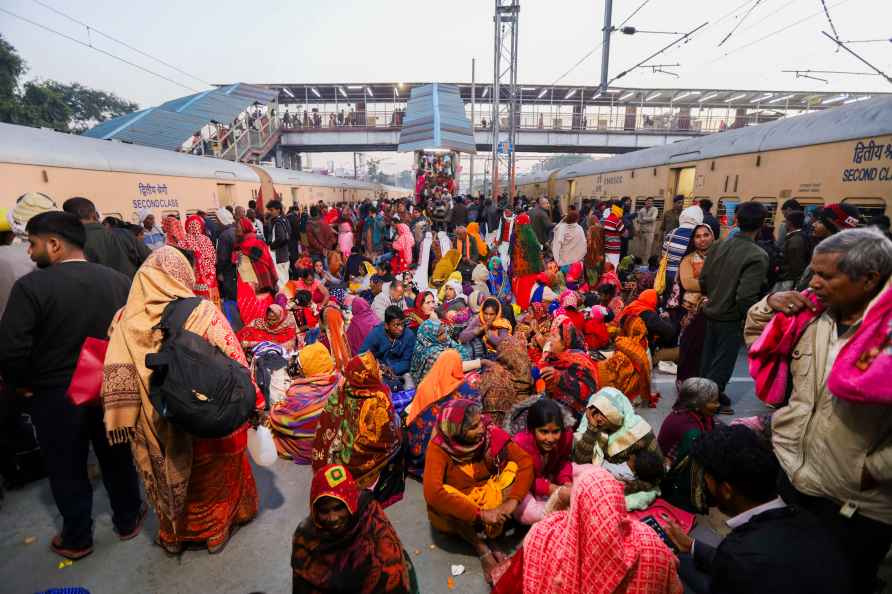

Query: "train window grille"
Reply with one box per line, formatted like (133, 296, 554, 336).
(653, 198, 666, 217)
(843, 198, 886, 225)
(718, 197, 740, 227)
(753, 198, 778, 223)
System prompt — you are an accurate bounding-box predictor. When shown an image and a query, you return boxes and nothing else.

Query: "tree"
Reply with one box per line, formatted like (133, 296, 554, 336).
(0, 33, 137, 133)
(43, 81, 138, 133)
(366, 157, 381, 182)
(0, 35, 25, 100)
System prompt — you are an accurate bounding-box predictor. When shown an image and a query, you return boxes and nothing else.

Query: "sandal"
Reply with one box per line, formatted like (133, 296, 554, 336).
(154, 534, 184, 556)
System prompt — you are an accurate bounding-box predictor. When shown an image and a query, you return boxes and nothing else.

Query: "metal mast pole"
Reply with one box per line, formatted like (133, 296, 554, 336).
(600, 0, 613, 91)
(491, 0, 520, 204)
(470, 58, 476, 196)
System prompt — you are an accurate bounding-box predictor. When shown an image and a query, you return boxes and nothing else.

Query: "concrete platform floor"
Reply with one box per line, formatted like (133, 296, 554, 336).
(0, 354, 791, 594)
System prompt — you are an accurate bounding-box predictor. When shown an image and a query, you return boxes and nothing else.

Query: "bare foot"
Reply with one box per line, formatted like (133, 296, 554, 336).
(480, 551, 499, 585)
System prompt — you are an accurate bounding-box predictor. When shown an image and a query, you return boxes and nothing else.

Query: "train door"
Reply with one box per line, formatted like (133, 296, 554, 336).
(216, 183, 235, 207)
(843, 197, 886, 225)
(671, 167, 696, 199)
(290, 187, 300, 207)
(567, 180, 577, 211)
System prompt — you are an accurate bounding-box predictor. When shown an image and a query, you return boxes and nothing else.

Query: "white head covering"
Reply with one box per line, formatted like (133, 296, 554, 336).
(137, 208, 154, 225)
(413, 231, 433, 292)
(437, 230, 451, 256)
(678, 205, 704, 229)
(216, 207, 235, 226)
(9, 192, 58, 235)
(445, 280, 466, 302)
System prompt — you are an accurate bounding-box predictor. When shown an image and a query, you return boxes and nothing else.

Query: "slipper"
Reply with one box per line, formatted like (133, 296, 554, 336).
(50, 534, 93, 560)
(116, 502, 148, 541)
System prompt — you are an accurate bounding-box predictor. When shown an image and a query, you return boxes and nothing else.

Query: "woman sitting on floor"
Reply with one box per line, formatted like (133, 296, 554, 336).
(476, 336, 534, 426)
(312, 352, 404, 507)
(405, 290, 438, 331)
(422, 399, 533, 584)
(658, 377, 721, 514)
(539, 319, 645, 419)
(491, 468, 683, 594)
(573, 386, 660, 468)
(404, 349, 485, 477)
(269, 343, 340, 464)
(236, 303, 297, 352)
(510, 398, 574, 525)
(438, 278, 470, 324)
(458, 297, 512, 357)
(292, 464, 418, 594)
(409, 319, 471, 386)
(487, 256, 512, 302)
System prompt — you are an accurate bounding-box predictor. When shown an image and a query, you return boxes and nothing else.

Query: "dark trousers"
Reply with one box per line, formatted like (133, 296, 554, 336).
(700, 318, 743, 401)
(778, 472, 892, 594)
(31, 387, 142, 549)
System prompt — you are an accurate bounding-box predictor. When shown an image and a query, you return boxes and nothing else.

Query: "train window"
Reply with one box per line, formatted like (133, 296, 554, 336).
(652, 198, 666, 217)
(718, 197, 739, 227)
(843, 197, 886, 225)
(752, 197, 778, 223)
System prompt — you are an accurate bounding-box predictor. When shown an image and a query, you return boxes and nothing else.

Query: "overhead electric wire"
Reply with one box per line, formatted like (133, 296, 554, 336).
(30, 0, 212, 86)
(819, 0, 841, 44)
(606, 22, 709, 87)
(0, 6, 199, 92)
(548, 0, 759, 88)
(718, 0, 764, 47)
(698, 0, 853, 67)
(548, 0, 656, 86)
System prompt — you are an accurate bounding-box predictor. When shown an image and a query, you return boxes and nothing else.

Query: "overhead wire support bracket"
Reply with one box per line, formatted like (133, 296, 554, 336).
(606, 22, 708, 87)
(821, 31, 892, 85)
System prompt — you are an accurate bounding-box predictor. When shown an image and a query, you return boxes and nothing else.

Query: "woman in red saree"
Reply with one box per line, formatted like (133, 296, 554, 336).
(102, 247, 263, 554)
(162, 214, 185, 247)
(236, 217, 278, 293)
(236, 303, 297, 351)
(492, 467, 682, 594)
(180, 214, 220, 306)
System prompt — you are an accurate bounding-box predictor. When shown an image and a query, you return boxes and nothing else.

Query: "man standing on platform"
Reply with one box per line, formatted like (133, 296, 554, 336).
(637, 197, 659, 259)
(529, 197, 552, 247)
(662, 195, 685, 244)
(699, 201, 769, 415)
(266, 200, 291, 289)
(0, 212, 144, 560)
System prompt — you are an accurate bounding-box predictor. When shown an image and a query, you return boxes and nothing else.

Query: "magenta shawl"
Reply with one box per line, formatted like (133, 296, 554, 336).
(346, 297, 381, 354)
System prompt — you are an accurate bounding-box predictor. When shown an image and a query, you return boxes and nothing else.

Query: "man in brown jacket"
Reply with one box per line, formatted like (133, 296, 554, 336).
(745, 227, 892, 594)
(306, 205, 335, 261)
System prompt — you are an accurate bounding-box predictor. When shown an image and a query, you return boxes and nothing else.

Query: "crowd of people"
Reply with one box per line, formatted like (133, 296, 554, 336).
(1, 185, 891, 594)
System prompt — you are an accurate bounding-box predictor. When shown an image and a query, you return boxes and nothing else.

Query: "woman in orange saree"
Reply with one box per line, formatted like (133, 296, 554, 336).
(102, 247, 264, 554)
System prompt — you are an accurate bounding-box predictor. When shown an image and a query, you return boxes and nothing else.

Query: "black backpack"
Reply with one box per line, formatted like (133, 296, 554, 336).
(145, 298, 256, 438)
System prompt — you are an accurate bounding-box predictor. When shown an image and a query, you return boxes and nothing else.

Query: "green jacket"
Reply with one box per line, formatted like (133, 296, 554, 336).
(699, 234, 769, 322)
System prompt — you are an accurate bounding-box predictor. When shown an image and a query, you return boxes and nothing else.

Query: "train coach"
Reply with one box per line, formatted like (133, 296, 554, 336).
(520, 96, 892, 230)
(0, 122, 409, 224)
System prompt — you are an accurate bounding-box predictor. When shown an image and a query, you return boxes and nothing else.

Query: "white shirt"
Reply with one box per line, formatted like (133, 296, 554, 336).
(725, 496, 787, 529)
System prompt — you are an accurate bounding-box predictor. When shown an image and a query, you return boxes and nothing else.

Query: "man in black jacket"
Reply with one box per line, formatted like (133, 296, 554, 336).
(666, 425, 851, 594)
(449, 196, 468, 231)
(775, 210, 808, 291)
(0, 212, 144, 560)
(266, 200, 291, 290)
(62, 197, 148, 279)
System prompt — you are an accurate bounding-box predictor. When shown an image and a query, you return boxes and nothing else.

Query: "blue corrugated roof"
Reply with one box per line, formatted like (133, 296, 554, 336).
(83, 83, 278, 151)
(398, 83, 476, 153)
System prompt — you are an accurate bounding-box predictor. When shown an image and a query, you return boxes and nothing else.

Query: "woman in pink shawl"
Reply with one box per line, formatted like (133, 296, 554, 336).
(391, 223, 415, 274)
(345, 297, 381, 354)
(338, 219, 354, 260)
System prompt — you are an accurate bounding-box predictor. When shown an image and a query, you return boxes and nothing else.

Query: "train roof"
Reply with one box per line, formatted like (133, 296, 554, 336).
(555, 96, 892, 180)
(0, 122, 260, 182)
(0, 122, 386, 191)
(260, 166, 377, 189)
(516, 169, 554, 186)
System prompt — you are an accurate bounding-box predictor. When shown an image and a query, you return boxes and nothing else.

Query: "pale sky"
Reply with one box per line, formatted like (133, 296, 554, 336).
(3, 0, 891, 175)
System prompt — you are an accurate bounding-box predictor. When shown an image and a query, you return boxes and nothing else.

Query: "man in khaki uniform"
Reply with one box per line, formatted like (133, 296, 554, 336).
(745, 227, 892, 594)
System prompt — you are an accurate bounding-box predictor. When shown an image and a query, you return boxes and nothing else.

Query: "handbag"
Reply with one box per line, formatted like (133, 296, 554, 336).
(653, 254, 669, 295)
(67, 336, 110, 406)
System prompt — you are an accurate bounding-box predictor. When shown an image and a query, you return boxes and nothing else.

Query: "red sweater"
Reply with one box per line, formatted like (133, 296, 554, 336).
(512, 430, 573, 498)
